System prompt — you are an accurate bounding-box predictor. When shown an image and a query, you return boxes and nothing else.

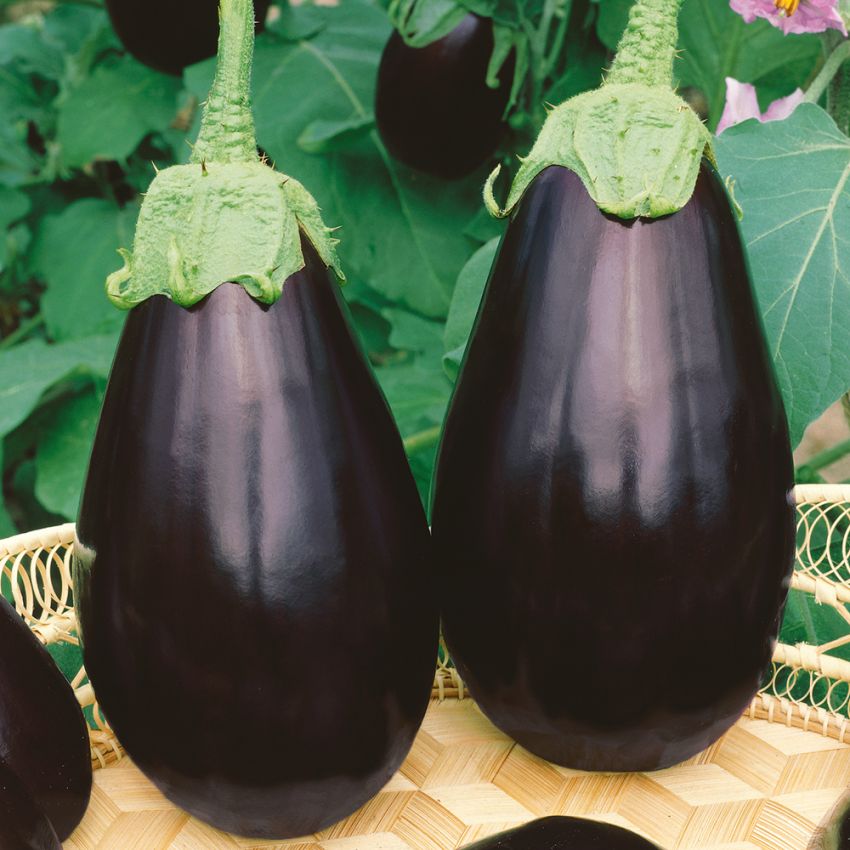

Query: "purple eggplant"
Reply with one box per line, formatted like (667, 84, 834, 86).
(73, 239, 438, 838)
(463, 817, 662, 849)
(375, 13, 514, 179)
(431, 165, 795, 771)
(0, 761, 61, 850)
(105, 0, 271, 75)
(0, 596, 91, 839)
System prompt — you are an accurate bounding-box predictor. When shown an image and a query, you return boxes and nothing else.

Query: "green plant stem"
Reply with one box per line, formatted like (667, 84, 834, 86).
(192, 0, 258, 165)
(403, 424, 441, 454)
(0, 314, 45, 351)
(799, 437, 850, 473)
(543, 0, 572, 79)
(827, 62, 850, 135)
(804, 39, 850, 106)
(606, 0, 683, 88)
(524, 0, 573, 131)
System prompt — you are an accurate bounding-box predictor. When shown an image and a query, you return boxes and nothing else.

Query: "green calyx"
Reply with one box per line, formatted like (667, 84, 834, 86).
(108, 0, 343, 310)
(486, 0, 712, 221)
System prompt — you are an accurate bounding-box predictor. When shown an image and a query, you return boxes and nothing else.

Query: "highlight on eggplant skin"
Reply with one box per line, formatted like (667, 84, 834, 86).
(0, 761, 61, 850)
(375, 13, 514, 180)
(104, 0, 271, 75)
(73, 239, 438, 839)
(462, 816, 663, 849)
(431, 164, 796, 773)
(0, 596, 92, 841)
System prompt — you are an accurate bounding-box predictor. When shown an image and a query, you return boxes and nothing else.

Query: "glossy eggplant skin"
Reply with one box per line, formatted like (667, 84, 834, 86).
(375, 14, 513, 179)
(0, 762, 61, 850)
(105, 0, 271, 75)
(464, 816, 662, 849)
(432, 165, 795, 772)
(73, 239, 438, 839)
(0, 596, 91, 841)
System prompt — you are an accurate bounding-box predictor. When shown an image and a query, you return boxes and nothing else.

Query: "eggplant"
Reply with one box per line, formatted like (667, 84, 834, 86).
(0, 762, 61, 850)
(0, 595, 91, 840)
(463, 817, 662, 849)
(105, 0, 271, 75)
(375, 13, 513, 179)
(431, 164, 795, 771)
(73, 238, 438, 838)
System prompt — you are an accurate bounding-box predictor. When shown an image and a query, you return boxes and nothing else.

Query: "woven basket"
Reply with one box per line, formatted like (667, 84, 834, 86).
(4, 484, 850, 849)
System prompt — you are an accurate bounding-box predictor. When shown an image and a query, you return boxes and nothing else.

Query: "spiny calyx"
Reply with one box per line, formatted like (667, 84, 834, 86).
(485, 83, 712, 220)
(107, 158, 343, 309)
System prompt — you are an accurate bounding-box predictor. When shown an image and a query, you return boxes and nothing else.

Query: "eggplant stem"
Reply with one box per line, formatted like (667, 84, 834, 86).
(192, 0, 258, 164)
(806, 38, 850, 106)
(605, 0, 684, 90)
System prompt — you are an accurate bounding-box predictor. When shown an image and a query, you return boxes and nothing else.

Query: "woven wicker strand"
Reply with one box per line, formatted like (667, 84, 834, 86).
(5, 484, 850, 848)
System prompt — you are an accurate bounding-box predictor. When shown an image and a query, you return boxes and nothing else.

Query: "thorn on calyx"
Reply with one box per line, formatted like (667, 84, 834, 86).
(201, 160, 208, 176)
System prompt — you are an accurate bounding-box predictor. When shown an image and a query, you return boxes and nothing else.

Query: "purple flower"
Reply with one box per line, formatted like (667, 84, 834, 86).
(730, 0, 847, 34)
(716, 78, 805, 134)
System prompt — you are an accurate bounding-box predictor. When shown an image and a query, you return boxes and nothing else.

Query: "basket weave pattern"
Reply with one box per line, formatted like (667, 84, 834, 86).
(2, 485, 850, 848)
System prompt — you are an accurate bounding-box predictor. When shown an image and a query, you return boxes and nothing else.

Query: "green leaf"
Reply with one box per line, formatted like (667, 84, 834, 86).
(0, 334, 116, 438)
(464, 206, 506, 244)
(594, 0, 630, 49)
(377, 358, 452, 435)
(266, 2, 328, 41)
(394, 0, 467, 47)
(0, 20, 64, 79)
(57, 56, 182, 168)
(443, 237, 498, 380)
(714, 104, 850, 447)
(383, 308, 445, 356)
(43, 4, 111, 57)
(35, 383, 102, 519)
(0, 188, 29, 230)
(0, 69, 45, 185)
(30, 198, 137, 341)
(187, 0, 482, 318)
(376, 356, 451, 506)
(780, 589, 850, 663)
(297, 115, 375, 153)
(0, 187, 31, 272)
(594, 0, 820, 129)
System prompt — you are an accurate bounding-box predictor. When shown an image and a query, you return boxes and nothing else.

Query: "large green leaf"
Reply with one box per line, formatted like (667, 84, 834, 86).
(376, 357, 451, 504)
(30, 198, 137, 341)
(714, 104, 850, 447)
(57, 56, 182, 168)
(0, 334, 116, 438)
(35, 383, 102, 519)
(443, 237, 498, 380)
(186, 0, 482, 319)
(594, 0, 820, 128)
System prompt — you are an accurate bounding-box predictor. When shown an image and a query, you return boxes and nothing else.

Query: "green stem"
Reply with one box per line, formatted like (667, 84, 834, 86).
(799, 437, 850, 473)
(543, 0, 572, 78)
(804, 39, 850, 105)
(606, 0, 683, 89)
(0, 314, 44, 351)
(403, 424, 441, 454)
(191, 0, 258, 165)
(827, 63, 850, 135)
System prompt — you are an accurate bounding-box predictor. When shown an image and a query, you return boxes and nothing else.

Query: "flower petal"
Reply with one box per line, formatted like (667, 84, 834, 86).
(762, 88, 805, 121)
(728, 0, 847, 35)
(717, 78, 762, 135)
